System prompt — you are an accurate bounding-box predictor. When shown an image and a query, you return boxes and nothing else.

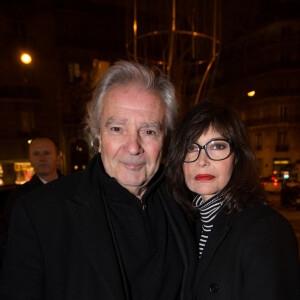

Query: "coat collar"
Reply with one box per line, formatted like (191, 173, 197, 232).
(98, 154, 165, 205)
(65, 154, 196, 299)
(69, 153, 165, 205)
(65, 154, 130, 299)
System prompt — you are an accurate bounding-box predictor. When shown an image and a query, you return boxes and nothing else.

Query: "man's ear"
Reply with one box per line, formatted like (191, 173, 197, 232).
(97, 135, 101, 153)
(56, 152, 62, 165)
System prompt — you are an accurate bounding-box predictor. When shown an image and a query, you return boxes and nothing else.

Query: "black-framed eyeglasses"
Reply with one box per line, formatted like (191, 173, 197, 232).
(184, 139, 233, 163)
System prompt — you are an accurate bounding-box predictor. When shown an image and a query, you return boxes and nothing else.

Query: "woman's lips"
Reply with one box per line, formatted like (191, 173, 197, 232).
(195, 174, 215, 181)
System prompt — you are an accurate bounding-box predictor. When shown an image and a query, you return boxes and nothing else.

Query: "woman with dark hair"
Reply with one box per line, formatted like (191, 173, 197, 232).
(166, 100, 300, 299)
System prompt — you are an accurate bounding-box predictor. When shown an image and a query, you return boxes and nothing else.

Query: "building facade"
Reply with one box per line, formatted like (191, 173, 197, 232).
(211, 0, 300, 179)
(0, 0, 299, 185)
(0, 0, 126, 185)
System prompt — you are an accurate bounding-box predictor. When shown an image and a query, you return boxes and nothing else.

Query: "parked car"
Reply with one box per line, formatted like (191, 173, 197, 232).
(261, 176, 300, 194)
(261, 177, 282, 193)
(279, 178, 299, 188)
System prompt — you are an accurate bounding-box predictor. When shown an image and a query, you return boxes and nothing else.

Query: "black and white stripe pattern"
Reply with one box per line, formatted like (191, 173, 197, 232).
(193, 194, 223, 259)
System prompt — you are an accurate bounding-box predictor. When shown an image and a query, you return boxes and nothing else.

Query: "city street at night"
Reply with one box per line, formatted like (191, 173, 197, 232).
(0, 0, 299, 298)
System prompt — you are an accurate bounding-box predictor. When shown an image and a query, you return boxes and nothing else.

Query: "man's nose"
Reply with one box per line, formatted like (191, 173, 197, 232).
(39, 153, 47, 160)
(126, 133, 143, 155)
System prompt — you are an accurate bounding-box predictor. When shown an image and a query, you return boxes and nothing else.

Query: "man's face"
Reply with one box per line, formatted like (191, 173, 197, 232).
(29, 138, 60, 179)
(98, 83, 166, 198)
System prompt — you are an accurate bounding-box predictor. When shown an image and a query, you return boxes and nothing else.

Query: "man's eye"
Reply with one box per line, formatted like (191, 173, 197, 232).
(146, 130, 156, 135)
(111, 127, 121, 132)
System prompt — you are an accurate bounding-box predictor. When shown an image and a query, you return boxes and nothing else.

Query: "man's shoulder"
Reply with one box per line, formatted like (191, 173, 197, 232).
(229, 203, 293, 234)
(38, 170, 87, 194)
(234, 203, 282, 220)
(7, 179, 34, 200)
(20, 156, 101, 208)
(19, 170, 89, 207)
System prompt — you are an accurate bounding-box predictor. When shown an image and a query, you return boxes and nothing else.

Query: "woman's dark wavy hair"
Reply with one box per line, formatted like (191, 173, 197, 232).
(165, 100, 266, 218)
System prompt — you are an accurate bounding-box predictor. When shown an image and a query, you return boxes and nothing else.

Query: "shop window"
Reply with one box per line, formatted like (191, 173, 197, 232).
(14, 162, 34, 185)
(0, 161, 34, 186)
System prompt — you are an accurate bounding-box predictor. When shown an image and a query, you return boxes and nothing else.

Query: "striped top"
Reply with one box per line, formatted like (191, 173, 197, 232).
(193, 194, 223, 259)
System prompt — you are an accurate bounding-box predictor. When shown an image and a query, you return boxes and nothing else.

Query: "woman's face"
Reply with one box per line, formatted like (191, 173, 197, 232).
(183, 126, 235, 201)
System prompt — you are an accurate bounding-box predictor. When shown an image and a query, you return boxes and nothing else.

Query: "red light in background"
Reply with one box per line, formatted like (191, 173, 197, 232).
(271, 176, 276, 181)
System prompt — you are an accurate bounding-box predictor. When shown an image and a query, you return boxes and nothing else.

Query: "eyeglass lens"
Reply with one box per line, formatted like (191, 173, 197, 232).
(185, 140, 231, 162)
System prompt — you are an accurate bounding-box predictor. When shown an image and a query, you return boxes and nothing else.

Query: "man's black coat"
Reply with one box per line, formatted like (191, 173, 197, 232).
(4, 170, 63, 222)
(0, 155, 197, 299)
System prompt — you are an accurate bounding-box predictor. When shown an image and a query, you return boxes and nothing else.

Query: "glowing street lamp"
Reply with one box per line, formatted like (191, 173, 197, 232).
(247, 90, 255, 97)
(20, 53, 32, 64)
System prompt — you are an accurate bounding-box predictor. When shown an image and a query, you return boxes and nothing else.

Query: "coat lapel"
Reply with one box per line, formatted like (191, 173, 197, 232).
(195, 210, 231, 284)
(65, 157, 129, 299)
(159, 188, 198, 299)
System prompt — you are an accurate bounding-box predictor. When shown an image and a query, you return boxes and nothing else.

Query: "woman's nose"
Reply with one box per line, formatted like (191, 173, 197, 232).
(196, 149, 210, 166)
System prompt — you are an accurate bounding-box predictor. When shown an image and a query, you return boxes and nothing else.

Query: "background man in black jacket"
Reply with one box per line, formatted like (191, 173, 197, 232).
(4, 137, 62, 222)
(0, 61, 197, 299)
(0, 137, 62, 268)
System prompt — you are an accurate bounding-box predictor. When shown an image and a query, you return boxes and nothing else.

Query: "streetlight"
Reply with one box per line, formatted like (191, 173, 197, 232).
(20, 53, 32, 64)
(247, 90, 255, 97)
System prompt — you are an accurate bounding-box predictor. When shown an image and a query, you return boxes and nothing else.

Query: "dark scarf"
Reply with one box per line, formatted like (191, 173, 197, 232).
(98, 155, 185, 299)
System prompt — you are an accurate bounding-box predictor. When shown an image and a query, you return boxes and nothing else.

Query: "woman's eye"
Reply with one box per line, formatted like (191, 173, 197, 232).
(211, 143, 226, 150)
(187, 144, 198, 152)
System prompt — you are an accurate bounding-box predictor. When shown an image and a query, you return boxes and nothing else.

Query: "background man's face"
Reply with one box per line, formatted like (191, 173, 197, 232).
(98, 83, 166, 198)
(29, 138, 60, 178)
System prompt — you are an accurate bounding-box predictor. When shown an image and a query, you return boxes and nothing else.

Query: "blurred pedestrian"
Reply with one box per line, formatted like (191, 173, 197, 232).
(280, 180, 289, 207)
